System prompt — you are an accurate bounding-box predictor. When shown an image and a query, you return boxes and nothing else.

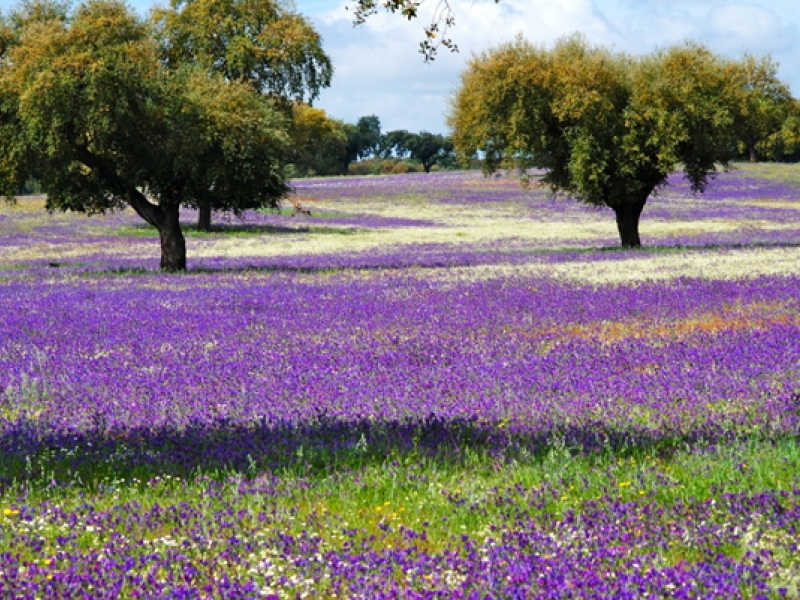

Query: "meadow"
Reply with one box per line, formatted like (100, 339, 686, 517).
(1, 164, 800, 598)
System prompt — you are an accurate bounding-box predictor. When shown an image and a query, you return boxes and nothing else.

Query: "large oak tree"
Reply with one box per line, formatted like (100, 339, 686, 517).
(449, 35, 752, 248)
(0, 0, 289, 270)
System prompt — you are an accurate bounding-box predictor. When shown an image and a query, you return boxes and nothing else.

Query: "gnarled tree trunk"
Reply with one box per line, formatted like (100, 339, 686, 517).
(612, 199, 646, 248)
(197, 204, 212, 231)
(126, 189, 187, 271)
(158, 203, 186, 271)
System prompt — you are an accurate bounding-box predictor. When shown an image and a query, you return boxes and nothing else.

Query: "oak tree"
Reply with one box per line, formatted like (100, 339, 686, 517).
(0, 0, 289, 270)
(344, 115, 383, 169)
(380, 130, 454, 172)
(377, 129, 407, 158)
(449, 35, 747, 248)
(402, 131, 454, 172)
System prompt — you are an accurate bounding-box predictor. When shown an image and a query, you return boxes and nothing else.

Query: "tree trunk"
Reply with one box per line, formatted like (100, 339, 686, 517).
(76, 148, 189, 270)
(197, 204, 212, 231)
(158, 203, 187, 271)
(748, 143, 758, 163)
(612, 200, 646, 248)
(125, 189, 187, 270)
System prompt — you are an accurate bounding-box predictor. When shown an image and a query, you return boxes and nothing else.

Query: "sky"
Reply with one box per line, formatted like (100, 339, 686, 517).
(3, 0, 799, 133)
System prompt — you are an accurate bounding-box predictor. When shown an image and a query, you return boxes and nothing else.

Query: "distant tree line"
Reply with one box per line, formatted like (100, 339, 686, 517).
(288, 111, 457, 177)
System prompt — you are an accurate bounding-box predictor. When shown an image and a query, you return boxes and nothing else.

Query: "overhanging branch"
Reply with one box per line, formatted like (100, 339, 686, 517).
(348, 0, 461, 62)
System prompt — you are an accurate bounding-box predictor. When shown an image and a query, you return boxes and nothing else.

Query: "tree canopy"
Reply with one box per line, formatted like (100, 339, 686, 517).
(154, 0, 332, 103)
(448, 35, 768, 248)
(0, 0, 290, 270)
(345, 115, 383, 164)
(152, 0, 333, 230)
(403, 131, 454, 172)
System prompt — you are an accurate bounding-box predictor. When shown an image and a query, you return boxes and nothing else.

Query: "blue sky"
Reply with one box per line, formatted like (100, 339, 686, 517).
(3, 0, 799, 133)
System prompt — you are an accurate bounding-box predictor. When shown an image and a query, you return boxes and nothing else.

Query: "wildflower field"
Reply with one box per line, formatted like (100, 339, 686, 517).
(1, 164, 800, 598)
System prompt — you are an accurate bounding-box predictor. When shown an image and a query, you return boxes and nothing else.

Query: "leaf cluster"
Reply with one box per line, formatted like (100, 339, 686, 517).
(0, 0, 162, 211)
(153, 0, 332, 106)
(150, 68, 291, 215)
(346, 115, 383, 163)
(287, 102, 349, 177)
(733, 54, 799, 161)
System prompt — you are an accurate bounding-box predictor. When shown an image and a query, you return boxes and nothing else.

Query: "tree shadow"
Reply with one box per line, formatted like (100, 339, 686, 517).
(20, 237, 800, 279)
(634, 240, 800, 253)
(0, 411, 785, 490)
(523, 239, 800, 261)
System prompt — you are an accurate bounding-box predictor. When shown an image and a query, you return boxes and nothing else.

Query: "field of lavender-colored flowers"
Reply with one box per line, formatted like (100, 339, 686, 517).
(1, 164, 800, 598)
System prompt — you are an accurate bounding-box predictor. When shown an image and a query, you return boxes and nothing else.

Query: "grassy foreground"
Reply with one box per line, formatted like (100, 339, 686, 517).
(1, 438, 800, 596)
(2, 436, 800, 597)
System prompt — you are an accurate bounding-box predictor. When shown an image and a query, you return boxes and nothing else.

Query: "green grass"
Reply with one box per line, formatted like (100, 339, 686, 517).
(2, 437, 798, 598)
(739, 161, 800, 185)
(265, 207, 354, 220)
(3, 436, 798, 554)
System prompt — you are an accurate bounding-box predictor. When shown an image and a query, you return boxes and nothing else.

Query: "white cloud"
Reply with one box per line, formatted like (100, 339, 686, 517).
(708, 4, 797, 53)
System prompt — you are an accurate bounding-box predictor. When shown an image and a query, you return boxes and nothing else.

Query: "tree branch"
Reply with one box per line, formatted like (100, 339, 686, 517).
(74, 145, 164, 228)
(348, 0, 459, 62)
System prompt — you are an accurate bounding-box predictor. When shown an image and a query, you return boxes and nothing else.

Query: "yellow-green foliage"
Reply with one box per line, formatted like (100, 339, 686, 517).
(734, 54, 798, 161)
(151, 0, 332, 103)
(0, 0, 294, 270)
(449, 34, 750, 208)
(289, 103, 349, 176)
